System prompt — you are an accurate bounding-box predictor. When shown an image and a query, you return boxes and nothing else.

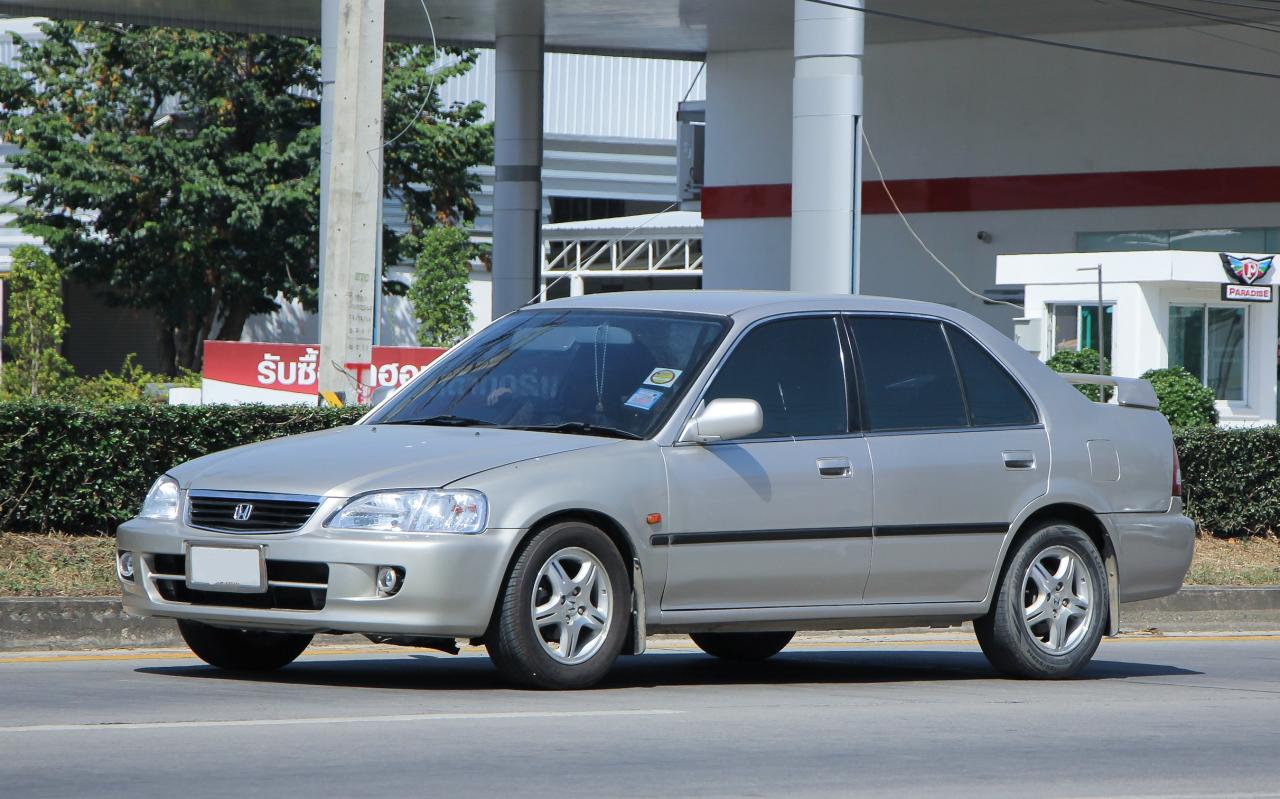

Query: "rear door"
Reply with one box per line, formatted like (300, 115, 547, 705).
(847, 316, 1049, 604)
(659, 315, 874, 610)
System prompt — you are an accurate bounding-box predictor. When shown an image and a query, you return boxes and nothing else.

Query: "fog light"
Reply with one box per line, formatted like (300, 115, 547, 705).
(117, 550, 135, 581)
(376, 566, 403, 596)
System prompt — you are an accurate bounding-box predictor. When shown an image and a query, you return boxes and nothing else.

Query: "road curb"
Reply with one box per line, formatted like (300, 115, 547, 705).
(2, 587, 1278, 651)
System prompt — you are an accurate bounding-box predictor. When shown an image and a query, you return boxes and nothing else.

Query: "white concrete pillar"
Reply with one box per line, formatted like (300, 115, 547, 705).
(569, 273, 585, 297)
(790, 0, 863, 294)
(317, 0, 385, 400)
(491, 0, 545, 317)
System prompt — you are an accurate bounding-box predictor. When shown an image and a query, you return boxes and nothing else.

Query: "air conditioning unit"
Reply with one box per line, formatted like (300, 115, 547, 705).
(676, 101, 704, 207)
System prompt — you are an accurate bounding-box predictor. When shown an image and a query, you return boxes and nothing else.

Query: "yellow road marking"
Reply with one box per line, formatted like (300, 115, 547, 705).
(0, 633, 1275, 665)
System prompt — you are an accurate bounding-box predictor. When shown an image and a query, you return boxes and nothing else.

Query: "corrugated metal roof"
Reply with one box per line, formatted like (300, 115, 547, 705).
(439, 50, 704, 141)
(542, 210, 701, 238)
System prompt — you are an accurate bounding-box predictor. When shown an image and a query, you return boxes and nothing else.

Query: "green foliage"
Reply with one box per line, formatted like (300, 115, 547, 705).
(0, 23, 493, 372)
(1174, 426, 1280, 537)
(0, 22, 323, 371)
(0, 402, 362, 534)
(1140, 366, 1219, 428)
(60, 355, 201, 404)
(1045, 348, 1110, 401)
(381, 45, 493, 262)
(1, 245, 73, 398)
(408, 226, 475, 347)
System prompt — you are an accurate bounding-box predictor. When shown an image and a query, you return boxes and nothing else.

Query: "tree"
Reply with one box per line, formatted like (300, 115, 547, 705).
(0, 23, 493, 372)
(0, 22, 322, 371)
(407, 225, 474, 347)
(1, 245, 73, 397)
(381, 45, 492, 262)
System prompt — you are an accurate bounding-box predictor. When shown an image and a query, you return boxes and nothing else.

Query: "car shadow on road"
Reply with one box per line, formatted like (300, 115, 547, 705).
(135, 648, 1201, 692)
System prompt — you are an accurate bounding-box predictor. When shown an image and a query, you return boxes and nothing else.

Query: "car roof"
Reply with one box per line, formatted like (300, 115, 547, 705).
(533, 290, 970, 322)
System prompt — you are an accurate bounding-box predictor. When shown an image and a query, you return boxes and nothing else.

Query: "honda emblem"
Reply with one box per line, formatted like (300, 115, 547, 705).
(232, 503, 254, 522)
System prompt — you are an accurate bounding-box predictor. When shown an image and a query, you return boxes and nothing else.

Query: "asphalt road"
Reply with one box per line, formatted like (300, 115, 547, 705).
(1, 634, 1279, 799)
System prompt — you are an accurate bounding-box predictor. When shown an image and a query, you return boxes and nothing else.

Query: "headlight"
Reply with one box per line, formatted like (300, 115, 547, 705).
(326, 490, 488, 534)
(139, 476, 180, 520)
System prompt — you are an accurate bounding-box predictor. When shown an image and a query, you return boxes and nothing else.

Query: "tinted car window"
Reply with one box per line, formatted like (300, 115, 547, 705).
(369, 309, 727, 439)
(850, 317, 967, 431)
(704, 316, 847, 439)
(946, 325, 1038, 426)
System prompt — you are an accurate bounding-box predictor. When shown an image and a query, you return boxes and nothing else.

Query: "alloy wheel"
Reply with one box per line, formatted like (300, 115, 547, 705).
(530, 546, 613, 665)
(1021, 545, 1093, 654)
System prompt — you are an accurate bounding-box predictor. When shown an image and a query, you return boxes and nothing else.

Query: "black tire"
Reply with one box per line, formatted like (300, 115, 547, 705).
(178, 619, 313, 672)
(486, 521, 631, 689)
(690, 631, 795, 661)
(974, 521, 1108, 679)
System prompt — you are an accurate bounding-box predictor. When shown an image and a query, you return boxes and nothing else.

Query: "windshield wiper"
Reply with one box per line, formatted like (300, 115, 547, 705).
(510, 422, 642, 440)
(385, 414, 496, 427)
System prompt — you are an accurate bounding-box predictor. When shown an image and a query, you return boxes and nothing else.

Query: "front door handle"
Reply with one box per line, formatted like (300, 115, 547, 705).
(1003, 450, 1036, 470)
(817, 457, 852, 478)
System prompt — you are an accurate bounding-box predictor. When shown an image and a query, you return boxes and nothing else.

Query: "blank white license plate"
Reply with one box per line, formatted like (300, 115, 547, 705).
(187, 546, 265, 593)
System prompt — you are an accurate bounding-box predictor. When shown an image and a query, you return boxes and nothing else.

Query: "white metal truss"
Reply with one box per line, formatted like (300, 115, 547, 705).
(539, 213, 704, 299)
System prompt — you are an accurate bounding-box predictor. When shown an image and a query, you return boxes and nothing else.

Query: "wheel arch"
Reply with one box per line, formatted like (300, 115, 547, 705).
(998, 502, 1121, 636)
(490, 508, 646, 654)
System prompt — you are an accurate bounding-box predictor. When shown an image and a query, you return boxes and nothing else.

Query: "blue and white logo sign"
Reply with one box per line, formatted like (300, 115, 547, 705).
(1220, 253, 1275, 285)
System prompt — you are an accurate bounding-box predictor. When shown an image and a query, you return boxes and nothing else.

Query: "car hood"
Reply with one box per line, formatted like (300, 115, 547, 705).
(169, 424, 616, 497)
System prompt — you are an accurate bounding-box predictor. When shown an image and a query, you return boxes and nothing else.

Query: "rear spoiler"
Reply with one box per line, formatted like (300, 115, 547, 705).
(1060, 373, 1160, 410)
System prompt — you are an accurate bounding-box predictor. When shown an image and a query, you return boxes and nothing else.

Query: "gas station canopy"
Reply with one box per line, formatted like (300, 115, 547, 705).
(0, 0, 1268, 54)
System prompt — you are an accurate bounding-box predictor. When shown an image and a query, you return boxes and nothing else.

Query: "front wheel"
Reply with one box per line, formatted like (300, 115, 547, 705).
(177, 620, 313, 672)
(974, 521, 1108, 679)
(486, 521, 630, 689)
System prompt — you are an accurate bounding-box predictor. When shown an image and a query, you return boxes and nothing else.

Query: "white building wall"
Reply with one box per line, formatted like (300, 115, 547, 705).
(701, 24, 1280, 332)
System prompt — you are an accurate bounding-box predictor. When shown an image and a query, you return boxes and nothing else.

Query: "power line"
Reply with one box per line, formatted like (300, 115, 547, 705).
(802, 0, 1280, 80)
(1114, 0, 1280, 36)
(861, 129, 1022, 313)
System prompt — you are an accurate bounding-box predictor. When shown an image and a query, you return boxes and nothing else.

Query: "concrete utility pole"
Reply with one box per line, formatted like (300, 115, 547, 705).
(490, 0, 545, 317)
(317, 0, 385, 402)
(790, 0, 864, 294)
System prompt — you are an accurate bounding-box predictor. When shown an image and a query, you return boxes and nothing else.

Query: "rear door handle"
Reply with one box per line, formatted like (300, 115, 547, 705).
(817, 457, 852, 478)
(1003, 450, 1036, 470)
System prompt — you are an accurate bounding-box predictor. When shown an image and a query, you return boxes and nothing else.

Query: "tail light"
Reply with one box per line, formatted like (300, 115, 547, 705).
(1172, 445, 1182, 498)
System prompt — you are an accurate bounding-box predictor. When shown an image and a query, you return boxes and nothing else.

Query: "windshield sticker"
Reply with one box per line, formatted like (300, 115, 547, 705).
(643, 368, 683, 388)
(624, 388, 663, 411)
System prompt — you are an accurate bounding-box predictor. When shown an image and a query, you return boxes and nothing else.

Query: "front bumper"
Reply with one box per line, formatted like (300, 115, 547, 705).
(116, 516, 523, 638)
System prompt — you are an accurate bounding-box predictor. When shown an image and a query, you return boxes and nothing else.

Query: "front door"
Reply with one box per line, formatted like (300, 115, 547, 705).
(660, 316, 874, 610)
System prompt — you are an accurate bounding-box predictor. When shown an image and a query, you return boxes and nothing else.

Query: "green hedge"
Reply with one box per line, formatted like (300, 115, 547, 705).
(1174, 426, 1280, 537)
(0, 402, 362, 535)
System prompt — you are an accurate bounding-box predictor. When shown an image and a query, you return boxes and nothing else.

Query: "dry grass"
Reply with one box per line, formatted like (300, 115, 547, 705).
(1186, 533, 1280, 586)
(0, 530, 1278, 597)
(0, 532, 118, 597)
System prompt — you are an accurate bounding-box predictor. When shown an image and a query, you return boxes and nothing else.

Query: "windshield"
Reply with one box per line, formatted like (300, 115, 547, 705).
(368, 309, 729, 439)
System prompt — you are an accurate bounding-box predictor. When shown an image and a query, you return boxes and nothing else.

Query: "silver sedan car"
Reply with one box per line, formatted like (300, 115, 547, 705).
(117, 291, 1194, 688)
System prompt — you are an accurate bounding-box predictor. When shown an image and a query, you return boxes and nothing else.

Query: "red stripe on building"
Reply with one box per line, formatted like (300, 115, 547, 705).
(701, 165, 1280, 220)
(701, 183, 792, 219)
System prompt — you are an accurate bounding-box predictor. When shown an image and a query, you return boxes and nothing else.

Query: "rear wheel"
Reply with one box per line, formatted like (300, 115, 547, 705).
(486, 521, 630, 689)
(177, 619, 312, 672)
(690, 631, 794, 661)
(974, 521, 1107, 679)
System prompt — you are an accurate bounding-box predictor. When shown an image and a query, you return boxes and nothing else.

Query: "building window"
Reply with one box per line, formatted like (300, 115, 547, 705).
(1169, 305, 1246, 401)
(1077, 227, 1280, 253)
(1049, 303, 1113, 362)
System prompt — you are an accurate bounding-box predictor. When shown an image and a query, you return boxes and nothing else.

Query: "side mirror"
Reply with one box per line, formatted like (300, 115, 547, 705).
(368, 385, 396, 407)
(678, 398, 763, 444)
